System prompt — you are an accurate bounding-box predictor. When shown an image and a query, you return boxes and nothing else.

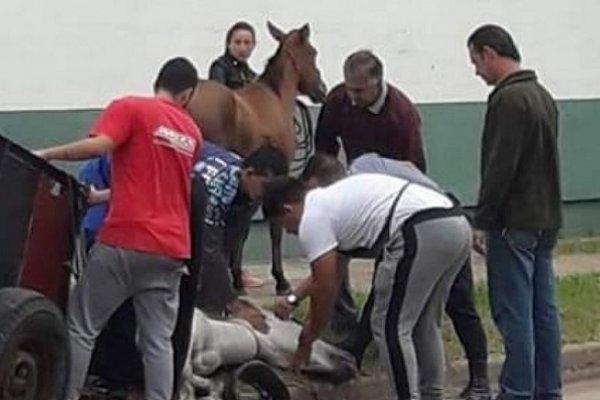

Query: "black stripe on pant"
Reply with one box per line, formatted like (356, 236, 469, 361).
(384, 207, 464, 398)
(384, 218, 418, 399)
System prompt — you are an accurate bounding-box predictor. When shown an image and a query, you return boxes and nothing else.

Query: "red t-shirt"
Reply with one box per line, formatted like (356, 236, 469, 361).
(92, 96, 202, 259)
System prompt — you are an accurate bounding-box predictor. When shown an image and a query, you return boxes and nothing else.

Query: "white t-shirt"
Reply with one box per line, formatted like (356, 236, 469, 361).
(298, 173, 453, 263)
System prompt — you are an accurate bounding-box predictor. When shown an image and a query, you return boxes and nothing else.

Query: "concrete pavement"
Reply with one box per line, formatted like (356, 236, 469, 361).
(567, 378, 600, 400)
(244, 252, 600, 399)
(244, 250, 600, 298)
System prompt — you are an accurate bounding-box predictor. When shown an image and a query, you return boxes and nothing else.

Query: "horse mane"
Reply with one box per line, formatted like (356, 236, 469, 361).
(258, 45, 285, 96)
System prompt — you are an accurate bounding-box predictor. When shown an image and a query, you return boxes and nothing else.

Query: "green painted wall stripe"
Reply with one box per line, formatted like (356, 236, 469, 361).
(419, 98, 600, 204)
(0, 109, 100, 174)
(1, 98, 598, 250)
(1, 98, 598, 202)
(242, 200, 600, 261)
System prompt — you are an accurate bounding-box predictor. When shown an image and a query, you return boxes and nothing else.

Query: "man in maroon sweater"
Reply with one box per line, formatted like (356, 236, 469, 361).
(313, 50, 427, 352)
(315, 50, 426, 171)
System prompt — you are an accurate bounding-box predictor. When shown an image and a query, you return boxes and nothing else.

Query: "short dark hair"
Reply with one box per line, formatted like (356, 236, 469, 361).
(262, 177, 306, 219)
(243, 145, 288, 177)
(154, 57, 199, 94)
(343, 50, 384, 82)
(300, 153, 346, 186)
(467, 24, 521, 62)
(226, 21, 256, 47)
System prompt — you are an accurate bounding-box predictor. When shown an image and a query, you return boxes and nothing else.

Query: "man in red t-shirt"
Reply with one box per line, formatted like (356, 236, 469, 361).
(36, 57, 202, 400)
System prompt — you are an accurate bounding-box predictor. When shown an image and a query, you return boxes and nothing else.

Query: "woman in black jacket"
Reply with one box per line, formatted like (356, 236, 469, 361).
(209, 21, 258, 89)
(209, 22, 264, 289)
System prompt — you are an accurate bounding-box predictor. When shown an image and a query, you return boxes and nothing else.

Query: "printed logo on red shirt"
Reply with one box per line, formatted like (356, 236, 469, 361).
(153, 126, 197, 157)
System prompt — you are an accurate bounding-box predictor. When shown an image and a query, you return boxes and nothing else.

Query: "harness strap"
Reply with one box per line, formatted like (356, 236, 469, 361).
(339, 183, 411, 259)
(380, 183, 411, 242)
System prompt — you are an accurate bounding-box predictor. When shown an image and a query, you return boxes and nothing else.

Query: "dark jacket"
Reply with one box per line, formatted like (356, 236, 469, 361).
(208, 53, 257, 90)
(474, 70, 562, 230)
(192, 141, 247, 313)
(314, 83, 427, 172)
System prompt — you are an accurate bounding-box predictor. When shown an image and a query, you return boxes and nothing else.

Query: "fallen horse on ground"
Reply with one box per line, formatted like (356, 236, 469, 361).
(180, 302, 357, 400)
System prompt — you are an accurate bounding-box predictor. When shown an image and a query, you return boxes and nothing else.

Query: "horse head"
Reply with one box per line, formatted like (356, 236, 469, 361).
(267, 21, 327, 103)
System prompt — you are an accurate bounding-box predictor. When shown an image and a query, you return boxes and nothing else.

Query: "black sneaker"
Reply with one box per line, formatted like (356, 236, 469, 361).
(459, 383, 492, 400)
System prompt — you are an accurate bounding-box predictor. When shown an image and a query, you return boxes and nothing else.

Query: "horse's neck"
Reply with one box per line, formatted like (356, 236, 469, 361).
(261, 58, 300, 116)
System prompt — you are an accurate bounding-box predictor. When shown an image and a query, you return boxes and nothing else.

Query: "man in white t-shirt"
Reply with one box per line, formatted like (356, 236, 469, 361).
(289, 153, 491, 400)
(262, 175, 471, 400)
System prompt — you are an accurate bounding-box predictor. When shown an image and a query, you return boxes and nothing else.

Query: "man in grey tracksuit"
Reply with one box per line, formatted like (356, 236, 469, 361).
(277, 153, 490, 399)
(264, 173, 471, 400)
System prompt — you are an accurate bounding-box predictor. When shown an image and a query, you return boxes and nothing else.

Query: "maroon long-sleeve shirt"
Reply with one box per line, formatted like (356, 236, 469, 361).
(315, 82, 426, 172)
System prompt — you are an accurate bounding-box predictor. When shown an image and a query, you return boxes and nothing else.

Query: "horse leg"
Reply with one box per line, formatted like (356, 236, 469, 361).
(229, 230, 246, 294)
(270, 219, 291, 294)
(225, 204, 253, 293)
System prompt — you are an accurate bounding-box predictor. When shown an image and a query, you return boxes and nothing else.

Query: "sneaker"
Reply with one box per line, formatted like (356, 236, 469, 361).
(241, 271, 265, 288)
(460, 383, 492, 400)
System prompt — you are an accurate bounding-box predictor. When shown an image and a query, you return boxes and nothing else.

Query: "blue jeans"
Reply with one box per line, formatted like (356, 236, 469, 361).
(486, 230, 562, 400)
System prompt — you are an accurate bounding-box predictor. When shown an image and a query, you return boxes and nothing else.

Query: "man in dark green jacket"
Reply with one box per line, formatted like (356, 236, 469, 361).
(468, 25, 562, 400)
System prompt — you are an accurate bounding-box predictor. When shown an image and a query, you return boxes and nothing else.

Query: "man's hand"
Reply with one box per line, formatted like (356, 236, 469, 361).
(33, 149, 49, 160)
(273, 296, 295, 320)
(290, 328, 316, 372)
(227, 298, 269, 334)
(290, 343, 312, 372)
(473, 229, 487, 255)
(32, 136, 114, 162)
(87, 186, 110, 205)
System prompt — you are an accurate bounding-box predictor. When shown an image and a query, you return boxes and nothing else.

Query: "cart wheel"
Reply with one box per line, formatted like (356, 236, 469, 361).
(0, 288, 68, 400)
(221, 360, 290, 400)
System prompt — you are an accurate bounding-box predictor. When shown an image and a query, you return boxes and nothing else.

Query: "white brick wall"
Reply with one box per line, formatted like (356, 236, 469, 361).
(0, 0, 597, 110)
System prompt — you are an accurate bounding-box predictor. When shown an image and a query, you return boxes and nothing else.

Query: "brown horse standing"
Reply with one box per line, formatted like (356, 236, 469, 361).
(185, 22, 327, 293)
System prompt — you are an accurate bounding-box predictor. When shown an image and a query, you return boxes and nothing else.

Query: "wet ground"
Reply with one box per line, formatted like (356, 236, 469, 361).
(243, 251, 600, 399)
(288, 376, 600, 399)
(82, 251, 600, 399)
(82, 377, 600, 399)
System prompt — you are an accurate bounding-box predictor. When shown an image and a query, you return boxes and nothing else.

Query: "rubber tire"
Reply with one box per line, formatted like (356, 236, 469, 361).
(222, 360, 290, 400)
(0, 288, 69, 400)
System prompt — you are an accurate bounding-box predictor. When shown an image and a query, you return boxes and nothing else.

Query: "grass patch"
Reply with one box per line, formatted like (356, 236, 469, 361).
(293, 272, 600, 368)
(556, 236, 600, 255)
(451, 273, 600, 360)
(556, 273, 600, 343)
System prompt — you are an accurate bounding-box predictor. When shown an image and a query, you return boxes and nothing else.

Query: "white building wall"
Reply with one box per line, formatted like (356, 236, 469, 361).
(0, 0, 598, 110)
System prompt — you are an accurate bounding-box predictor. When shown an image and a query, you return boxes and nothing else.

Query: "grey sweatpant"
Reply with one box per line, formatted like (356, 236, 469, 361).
(66, 243, 186, 400)
(371, 212, 471, 400)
